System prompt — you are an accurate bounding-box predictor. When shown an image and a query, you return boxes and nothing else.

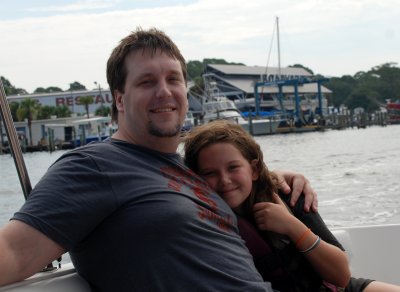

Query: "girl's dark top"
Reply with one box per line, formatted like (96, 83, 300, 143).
(237, 192, 373, 292)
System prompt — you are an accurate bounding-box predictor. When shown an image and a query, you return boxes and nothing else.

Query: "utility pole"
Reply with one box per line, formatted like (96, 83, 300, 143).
(276, 16, 281, 80)
(94, 81, 104, 111)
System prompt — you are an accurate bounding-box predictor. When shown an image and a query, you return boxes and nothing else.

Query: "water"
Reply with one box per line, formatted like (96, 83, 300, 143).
(0, 151, 66, 225)
(1, 125, 399, 229)
(256, 124, 400, 227)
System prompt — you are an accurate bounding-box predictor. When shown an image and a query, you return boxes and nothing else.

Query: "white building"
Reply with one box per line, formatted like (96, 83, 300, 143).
(203, 64, 332, 116)
(6, 89, 112, 115)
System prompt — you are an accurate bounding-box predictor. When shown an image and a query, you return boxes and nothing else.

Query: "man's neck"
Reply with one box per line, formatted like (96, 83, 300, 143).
(112, 131, 179, 153)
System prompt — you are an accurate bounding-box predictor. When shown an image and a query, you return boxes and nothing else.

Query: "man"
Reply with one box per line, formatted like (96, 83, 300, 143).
(0, 28, 317, 291)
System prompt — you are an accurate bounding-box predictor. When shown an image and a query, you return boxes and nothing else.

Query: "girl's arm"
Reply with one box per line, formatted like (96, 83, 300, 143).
(253, 193, 351, 288)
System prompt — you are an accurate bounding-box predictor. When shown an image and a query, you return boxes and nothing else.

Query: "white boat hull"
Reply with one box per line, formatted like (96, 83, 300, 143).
(240, 119, 280, 135)
(202, 98, 281, 135)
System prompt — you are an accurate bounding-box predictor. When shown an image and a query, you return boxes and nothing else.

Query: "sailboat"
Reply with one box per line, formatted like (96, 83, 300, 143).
(256, 17, 329, 133)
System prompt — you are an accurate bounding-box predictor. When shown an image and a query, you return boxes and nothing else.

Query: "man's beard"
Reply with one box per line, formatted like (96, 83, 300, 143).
(148, 121, 182, 137)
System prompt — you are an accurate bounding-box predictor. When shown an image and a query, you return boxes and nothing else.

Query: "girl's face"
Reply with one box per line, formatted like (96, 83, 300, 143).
(197, 142, 259, 212)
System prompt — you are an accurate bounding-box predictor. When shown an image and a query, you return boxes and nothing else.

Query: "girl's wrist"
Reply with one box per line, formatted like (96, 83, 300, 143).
(287, 218, 307, 241)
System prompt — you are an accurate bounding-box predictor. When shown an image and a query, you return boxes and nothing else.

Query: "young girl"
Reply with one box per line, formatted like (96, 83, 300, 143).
(183, 120, 399, 292)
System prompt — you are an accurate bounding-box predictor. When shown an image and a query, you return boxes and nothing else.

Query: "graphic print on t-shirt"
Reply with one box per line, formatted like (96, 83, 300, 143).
(160, 166, 233, 232)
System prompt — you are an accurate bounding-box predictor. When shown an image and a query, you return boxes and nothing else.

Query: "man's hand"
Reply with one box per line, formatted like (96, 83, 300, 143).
(273, 170, 318, 212)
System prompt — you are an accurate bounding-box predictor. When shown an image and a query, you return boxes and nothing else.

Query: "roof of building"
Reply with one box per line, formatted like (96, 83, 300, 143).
(207, 64, 313, 76)
(205, 64, 331, 95)
(216, 76, 332, 94)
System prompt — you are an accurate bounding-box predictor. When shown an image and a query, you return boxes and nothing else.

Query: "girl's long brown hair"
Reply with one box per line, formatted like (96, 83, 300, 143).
(183, 120, 279, 219)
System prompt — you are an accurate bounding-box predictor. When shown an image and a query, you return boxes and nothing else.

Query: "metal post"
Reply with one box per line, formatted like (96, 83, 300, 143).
(0, 80, 32, 199)
(254, 83, 261, 116)
(317, 81, 323, 117)
(0, 119, 4, 154)
(248, 109, 254, 135)
(1, 80, 60, 271)
(94, 81, 104, 112)
(276, 16, 281, 79)
(294, 82, 300, 120)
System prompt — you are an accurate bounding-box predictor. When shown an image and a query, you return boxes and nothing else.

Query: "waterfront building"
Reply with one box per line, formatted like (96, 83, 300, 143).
(6, 89, 112, 115)
(203, 64, 332, 115)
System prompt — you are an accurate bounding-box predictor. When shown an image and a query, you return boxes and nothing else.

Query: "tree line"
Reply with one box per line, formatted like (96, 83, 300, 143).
(0, 79, 88, 96)
(2, 61, 400, 115)
(322, 62, 400, 112)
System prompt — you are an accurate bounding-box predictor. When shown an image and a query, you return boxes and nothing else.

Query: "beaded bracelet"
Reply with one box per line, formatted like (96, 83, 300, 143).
(300, 236, 321, 254)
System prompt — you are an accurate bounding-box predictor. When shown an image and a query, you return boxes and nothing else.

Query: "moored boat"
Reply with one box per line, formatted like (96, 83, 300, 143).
(202, 97, 281, 135)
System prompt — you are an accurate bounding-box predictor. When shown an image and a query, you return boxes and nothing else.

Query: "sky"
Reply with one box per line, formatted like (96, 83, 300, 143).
(0, 0, 399, 93)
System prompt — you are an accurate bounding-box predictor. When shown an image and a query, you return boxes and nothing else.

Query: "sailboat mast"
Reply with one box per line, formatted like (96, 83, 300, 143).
(276, 16, 281, 78)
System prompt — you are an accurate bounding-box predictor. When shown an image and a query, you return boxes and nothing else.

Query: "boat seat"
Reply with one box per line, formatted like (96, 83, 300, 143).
(332, 225, 400, 284)
(0, 263, 90, 292)
(331, 229, 353, 261)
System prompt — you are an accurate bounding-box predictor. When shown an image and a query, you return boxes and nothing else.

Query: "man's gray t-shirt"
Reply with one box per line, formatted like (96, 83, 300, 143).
(13, 139, 272, 291)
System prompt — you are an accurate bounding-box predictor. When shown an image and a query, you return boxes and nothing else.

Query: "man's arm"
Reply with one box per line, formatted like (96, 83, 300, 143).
(0, 220, 65, 286)
(272, 170, 318, 212)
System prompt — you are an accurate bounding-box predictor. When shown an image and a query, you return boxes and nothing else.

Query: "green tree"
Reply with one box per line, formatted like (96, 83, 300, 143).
(33, 86, 63, 93)
(46, 86, 63, 93)
(37, 105, 71, 119)
(16, 98, 40, 146)
(189, 76, 205, 96)
(187, 60, 206, 95)
(34, 87, 48, 94)
(95, 106, 111, 117)
(1, 76, 28, 95)
(9, 101, 20, 121)
(37, 105, 56, 120)
(325, 75, 357, 107)
(370, 62, 400, 102)
(187, 60, 204, 80)
(289, 64, 314, 75)
(55, 105, 71, 118)
(1, 76, 14, 94)
(68, 81, 87, 91)
(324, 62, 400, 111)
(202, 58, 244, 67)
(344, 88, 380, 113)
(78, 96, 94, 118)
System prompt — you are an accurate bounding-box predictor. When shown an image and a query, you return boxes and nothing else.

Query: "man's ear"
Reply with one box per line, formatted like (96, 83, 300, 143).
(250, 159, 260, 181)
(115, 90, 124, 112)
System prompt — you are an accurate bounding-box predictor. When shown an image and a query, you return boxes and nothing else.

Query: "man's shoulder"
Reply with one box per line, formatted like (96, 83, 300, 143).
(69, 139, 116, 154)
(52, 140, 117, 167)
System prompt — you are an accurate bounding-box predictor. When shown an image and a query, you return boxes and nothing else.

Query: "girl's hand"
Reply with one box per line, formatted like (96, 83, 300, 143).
(253, 193, 297, 234)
